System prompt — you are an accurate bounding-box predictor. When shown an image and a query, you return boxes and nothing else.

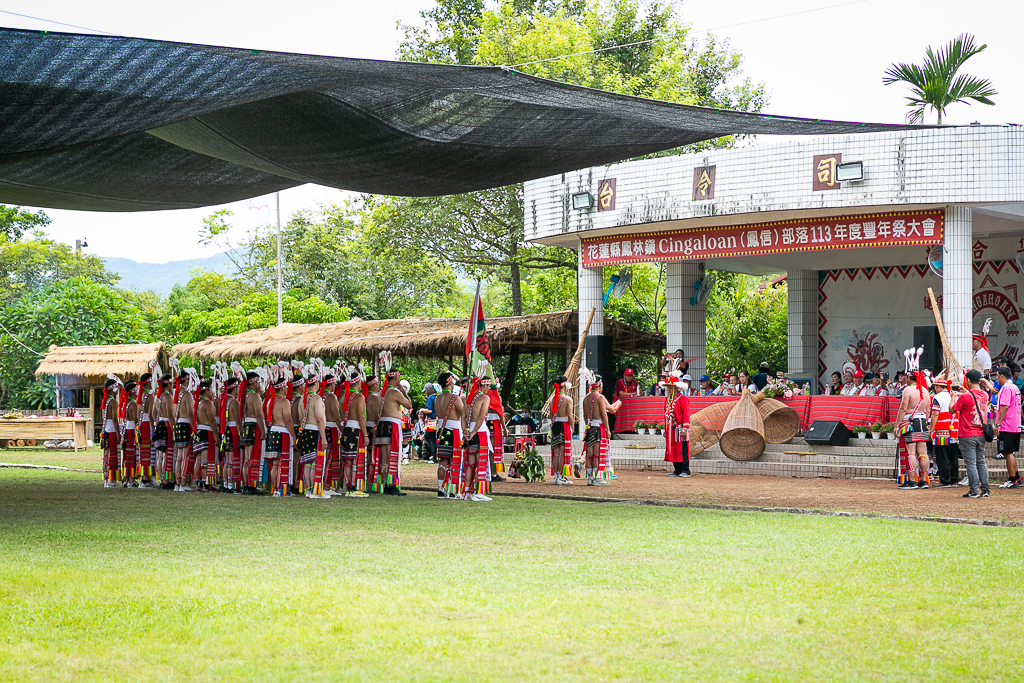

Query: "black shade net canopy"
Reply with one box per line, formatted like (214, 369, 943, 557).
(1, 27, 915, 212)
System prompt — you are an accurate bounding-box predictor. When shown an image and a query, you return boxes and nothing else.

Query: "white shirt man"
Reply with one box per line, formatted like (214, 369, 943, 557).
(972, 335, 992, 373)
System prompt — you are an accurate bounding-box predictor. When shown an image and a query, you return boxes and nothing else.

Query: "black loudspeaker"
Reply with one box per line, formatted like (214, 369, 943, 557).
(585, 335, 615, 403)
(804, 420, 852, 446)
(914, 325, 943, 372)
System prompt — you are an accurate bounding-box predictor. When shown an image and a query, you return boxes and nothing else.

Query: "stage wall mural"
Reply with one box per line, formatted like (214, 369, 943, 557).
(818, 253, 1024, 387)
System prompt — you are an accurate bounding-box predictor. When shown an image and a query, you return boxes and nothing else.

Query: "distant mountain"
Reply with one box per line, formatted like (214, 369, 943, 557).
(102, 252, 237, 295)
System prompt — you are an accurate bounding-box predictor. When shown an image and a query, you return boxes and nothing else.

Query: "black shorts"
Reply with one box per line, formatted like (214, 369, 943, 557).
(299, 428, 319, 463)
(173, 422, 191, 445)
(374, 420, 394, 445)
(153, 420, 169, 452)
(465, 432, 481, 454)
(550, 422, 569, 447)
(341, 426, 360, 458)
(585, 425, 602, 447)
(239, 422, 258, 447)
(997, 431, 1021, 455)
(437, 428, 456, 460)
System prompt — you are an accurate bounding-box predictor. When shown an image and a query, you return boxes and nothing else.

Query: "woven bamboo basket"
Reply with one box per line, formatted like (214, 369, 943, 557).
(719, 390, 765, 461)
(687, 400, 736, 455)
(756, 397, 800, 444)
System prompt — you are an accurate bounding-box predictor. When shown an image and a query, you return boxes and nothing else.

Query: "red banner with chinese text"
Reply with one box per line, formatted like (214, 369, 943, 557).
(581, 209, 944, 268)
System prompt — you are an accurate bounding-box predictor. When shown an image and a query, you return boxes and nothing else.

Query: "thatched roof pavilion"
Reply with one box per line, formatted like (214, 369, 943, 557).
(172, 310, 664, 361)
(35, 342, 170, 385)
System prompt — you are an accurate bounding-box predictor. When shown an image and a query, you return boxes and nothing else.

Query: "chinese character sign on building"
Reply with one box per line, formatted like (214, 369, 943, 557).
(692, 165, 716, 200)
(597, 178, 616, 211)
(580, 209, 945, 268)
(813, 153, 842, 191)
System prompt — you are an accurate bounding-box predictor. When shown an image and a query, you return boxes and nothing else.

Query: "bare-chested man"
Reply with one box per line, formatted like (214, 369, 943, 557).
(121, 380, 140, 487)
(365, 375, 382, 490)
(462, 377, 493, 502)
(547, 375, 575, 485)
(265, 376, 297, 496)
(434, 371, 465, 499)
(582, 375, 618, 486)
(339, 370, 370, 497)
(239, 371, 267, 495)
(174, 380, 195, 492)
(101, 378, 121, 488)
(136, 373, 157, 488)
(321, 373, 344, 496)
(298, 375, 329, 499)
(290, 375, 305, 495)
(154, 374, 175, 489)
(377, 369, 412, 496)
(193, 380, 220, 492)
(222, 377, 243, 493)
(895, 370, 933, 489)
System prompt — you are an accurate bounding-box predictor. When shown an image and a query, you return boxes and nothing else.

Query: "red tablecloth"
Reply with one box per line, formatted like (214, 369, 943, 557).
(614, 395, 892, 433)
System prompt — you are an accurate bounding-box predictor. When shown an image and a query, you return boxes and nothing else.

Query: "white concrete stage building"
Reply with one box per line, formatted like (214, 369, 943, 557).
(525, 126, 1024, 391)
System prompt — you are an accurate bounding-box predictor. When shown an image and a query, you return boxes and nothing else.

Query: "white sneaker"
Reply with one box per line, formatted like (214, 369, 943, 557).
(103, 481, 117, 488)
(272, 491, 282, 497)
(999, 479, 1016, 488)
(959, 476, 969, 486)
(593, 478, 611, 486)
(470, 493, 492, 502)
(558, 475, 573, 485)
(138, 482, 153, 489)
(179, 486, 193, 492)
(402, 459, 410, 465)
(307, 492, 328, 499)
(586, 478, 596, 486)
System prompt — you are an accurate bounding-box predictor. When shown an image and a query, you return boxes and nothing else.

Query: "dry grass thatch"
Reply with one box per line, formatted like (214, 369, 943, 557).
(35, 342, 170, 385)
(172, 310, 665, 361)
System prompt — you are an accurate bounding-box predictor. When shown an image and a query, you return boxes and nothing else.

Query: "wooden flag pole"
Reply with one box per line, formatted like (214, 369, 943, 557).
(926, 287, 965, 381)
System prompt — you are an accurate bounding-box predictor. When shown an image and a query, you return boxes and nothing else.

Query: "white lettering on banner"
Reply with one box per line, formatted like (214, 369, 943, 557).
(579, 210, 944, 267)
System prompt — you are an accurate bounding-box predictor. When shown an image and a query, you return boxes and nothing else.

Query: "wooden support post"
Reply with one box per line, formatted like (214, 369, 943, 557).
(544, 350, 549, 390)
(88, 386, 95, 442)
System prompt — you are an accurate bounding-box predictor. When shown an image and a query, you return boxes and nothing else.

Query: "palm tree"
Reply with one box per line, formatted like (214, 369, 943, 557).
(883, 34, 997, 124)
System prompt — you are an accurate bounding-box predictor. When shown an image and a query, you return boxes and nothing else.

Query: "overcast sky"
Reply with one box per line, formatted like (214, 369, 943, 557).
(5, 0, 1021, 262)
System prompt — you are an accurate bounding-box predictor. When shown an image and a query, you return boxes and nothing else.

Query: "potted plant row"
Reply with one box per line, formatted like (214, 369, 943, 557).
(634, 421, 664, 436)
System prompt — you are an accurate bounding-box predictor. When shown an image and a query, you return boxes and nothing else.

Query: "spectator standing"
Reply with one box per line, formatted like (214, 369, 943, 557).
(412, 409, 428, 459)
(1013, 364, 1024, 393)
(972, 333, 993, 374)
(752, 362, 771, 392)
(992, 367, 1023, 488)
(952, 370, 990, 498)
(615, 369, 640, 399)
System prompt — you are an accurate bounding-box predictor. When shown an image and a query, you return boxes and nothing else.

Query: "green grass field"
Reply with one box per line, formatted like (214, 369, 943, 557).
(1, 466, 1022, 682)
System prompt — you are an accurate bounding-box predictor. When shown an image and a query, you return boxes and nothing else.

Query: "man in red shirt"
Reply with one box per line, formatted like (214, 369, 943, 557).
(615, 369, 639, 399)
(951, 369, 991, 498)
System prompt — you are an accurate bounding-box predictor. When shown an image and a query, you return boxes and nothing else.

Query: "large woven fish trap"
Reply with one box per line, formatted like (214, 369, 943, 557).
(756, 398, 800, 444)
(719, 390, 766, 461)
(687, 400, 736, 456)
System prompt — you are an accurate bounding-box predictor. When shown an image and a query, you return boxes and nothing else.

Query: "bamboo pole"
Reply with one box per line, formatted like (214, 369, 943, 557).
(926, 287, 965, 381)
(542, 307, 596, 418)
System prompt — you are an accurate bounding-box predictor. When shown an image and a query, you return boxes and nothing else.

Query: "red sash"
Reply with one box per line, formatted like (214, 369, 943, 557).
(489, 419, 504, 473)
(354, 429, 368, 492)
(104, 430, 119, 482)
(138, 421, 152, 475)
(245, 424, 263, 487)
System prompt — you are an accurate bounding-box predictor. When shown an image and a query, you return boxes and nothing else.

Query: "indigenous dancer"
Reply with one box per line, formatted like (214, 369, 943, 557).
(582, 374, 616, 486)
(240, 370, 267, 495)
(136, 371, 157, 489)
(547, 375, 575, 485)
(486, 380, 506, 482)
(895, 349, 932, 489)
(121, 380, 140, 488)
(365, 375, 381, 491)
(340, 367, 370, 497)
(222, 376, 243, 493)
(376, 366, 412, 496)
(665, 376, 692, 477)
(101, 376, 121, 488)
(154, 373, 175, 489)
(462, 371, 493, 502)
(264, 375, 295, 496)
(929, 376, 961, 487)
(321, 371, 343, 496)
(300, 372, 329, 499)
(173, 370, 198, 492)
(290, 371, 305, 495)
(193, 380, 220, 493)
(434, 371, 464, 499)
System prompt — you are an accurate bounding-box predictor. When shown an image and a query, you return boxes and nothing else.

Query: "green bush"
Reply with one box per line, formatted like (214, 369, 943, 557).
(520, 447, 546, 483)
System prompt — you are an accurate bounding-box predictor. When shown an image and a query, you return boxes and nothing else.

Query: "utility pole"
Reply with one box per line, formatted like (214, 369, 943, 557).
(276, 192, 283, 326)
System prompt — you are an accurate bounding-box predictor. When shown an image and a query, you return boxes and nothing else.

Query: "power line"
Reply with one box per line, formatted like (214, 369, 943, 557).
(509, 0, 869, 68)
(0, 320, 45, 357)
(0, 8, 119, 36)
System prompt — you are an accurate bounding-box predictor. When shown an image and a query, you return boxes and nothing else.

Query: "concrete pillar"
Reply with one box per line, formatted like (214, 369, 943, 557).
(787, 270, 819, 380)
(577, 251, 604, 338)
(666, 262, 706, 380)
(944, 206, 973, 369)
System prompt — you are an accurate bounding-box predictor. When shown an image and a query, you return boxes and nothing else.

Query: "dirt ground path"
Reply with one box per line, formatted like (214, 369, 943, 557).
(400, 462, 1024, 522)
